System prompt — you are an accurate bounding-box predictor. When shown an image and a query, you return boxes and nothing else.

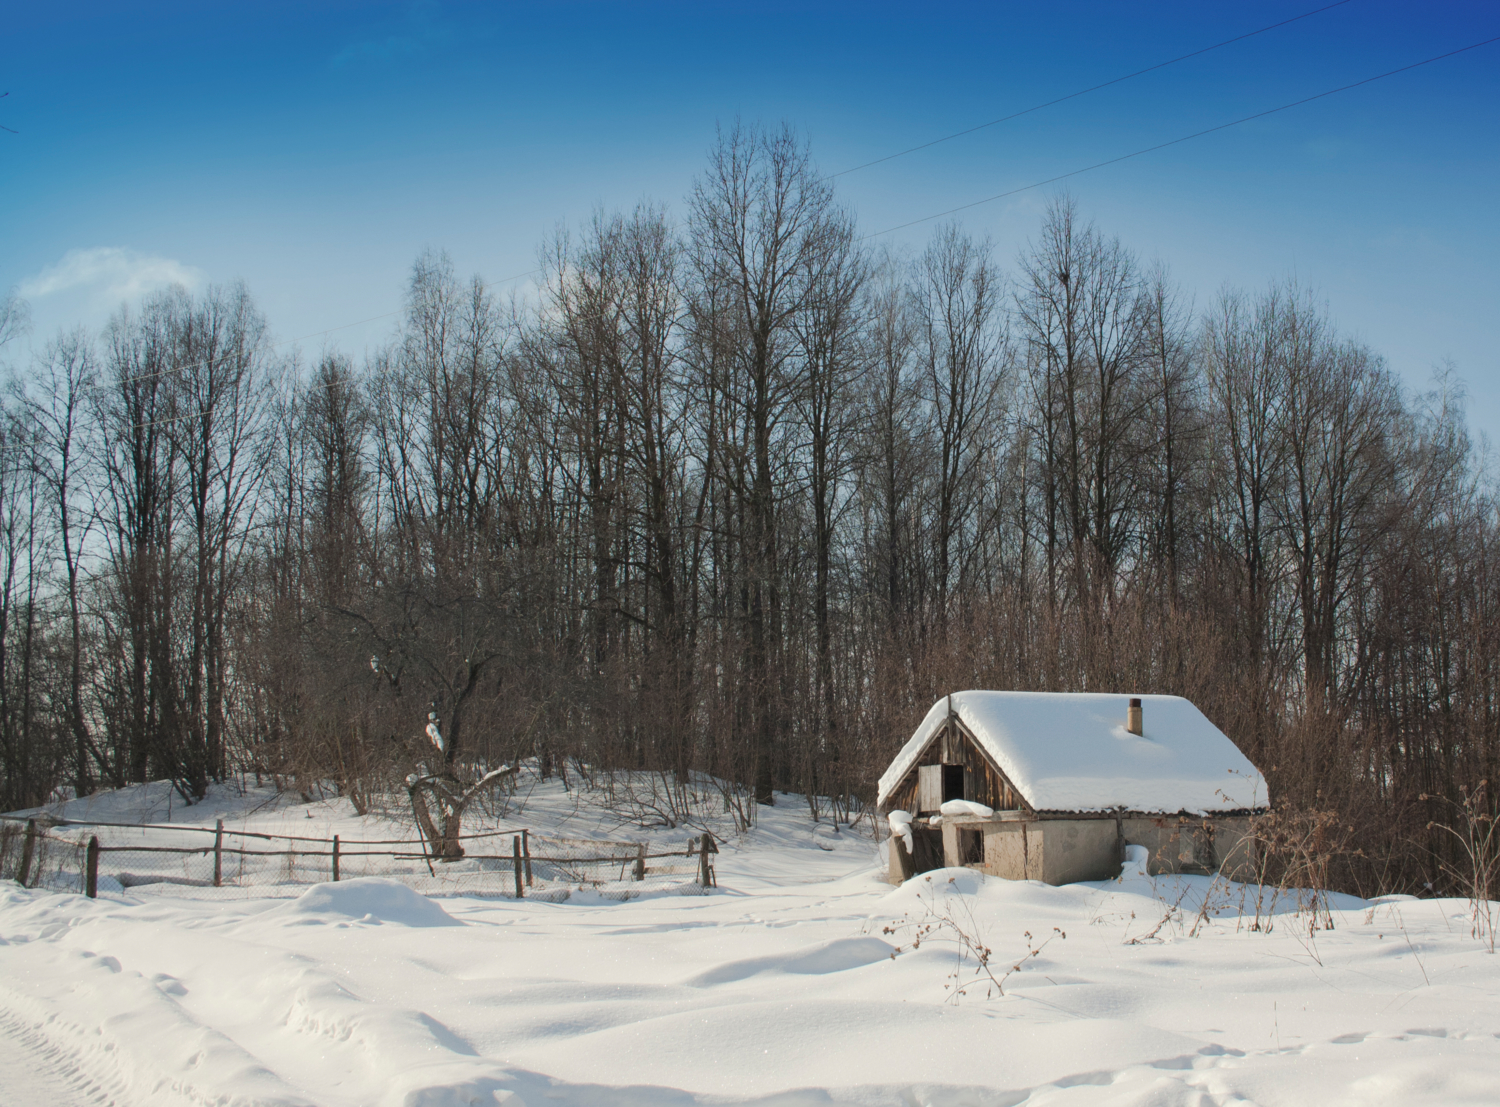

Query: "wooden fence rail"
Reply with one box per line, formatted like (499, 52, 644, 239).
(3, 815, 715, 900)
(56, 825, 717, 899)
(0, 812, 540, 846)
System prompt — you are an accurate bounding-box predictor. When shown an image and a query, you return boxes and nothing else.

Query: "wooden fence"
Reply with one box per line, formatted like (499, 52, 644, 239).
(0, 815, 717, 899)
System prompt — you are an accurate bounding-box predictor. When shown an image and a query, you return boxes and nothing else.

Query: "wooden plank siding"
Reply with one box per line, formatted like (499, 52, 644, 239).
(884, 775, 919, 816)
(887, 718, 1028, 814)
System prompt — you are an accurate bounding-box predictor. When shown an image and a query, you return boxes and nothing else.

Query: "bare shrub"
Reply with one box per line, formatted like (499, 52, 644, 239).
(1424, 781, 1498, 953)
(1247, 806, 1359, 932)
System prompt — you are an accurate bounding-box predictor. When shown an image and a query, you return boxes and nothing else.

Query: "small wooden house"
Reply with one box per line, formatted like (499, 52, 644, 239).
(878, 691, 1265, 886)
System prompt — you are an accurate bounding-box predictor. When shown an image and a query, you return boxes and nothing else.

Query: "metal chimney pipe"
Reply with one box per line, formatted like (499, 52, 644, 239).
(1127, 697, 1143, 736)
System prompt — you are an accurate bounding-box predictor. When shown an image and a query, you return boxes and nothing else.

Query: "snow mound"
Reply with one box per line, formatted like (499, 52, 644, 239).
(274, 878, 462, 927)
(8, 772, 1500, 1107)
(884, 866, 989, 902)
(887, 809, 914, 854)
(6, 778, 312, 825)
(940, 799, 994, 818)
(687, 936, 895, 986)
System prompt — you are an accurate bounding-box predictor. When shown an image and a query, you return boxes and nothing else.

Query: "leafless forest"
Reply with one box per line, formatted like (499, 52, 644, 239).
(1, 126, 1494, 892)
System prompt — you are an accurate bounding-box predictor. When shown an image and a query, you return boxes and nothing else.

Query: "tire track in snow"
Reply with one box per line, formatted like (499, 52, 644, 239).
(0, 1007, 128, 1107)
(0, 954, 314, 1107)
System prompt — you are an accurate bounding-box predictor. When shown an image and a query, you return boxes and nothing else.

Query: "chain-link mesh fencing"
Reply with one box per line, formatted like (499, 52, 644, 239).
(0, 817, 86, 892)
(0, 815, 715, 902)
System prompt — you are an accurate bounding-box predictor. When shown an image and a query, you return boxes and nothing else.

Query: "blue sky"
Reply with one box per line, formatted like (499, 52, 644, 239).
(4, 2, 1498, 438)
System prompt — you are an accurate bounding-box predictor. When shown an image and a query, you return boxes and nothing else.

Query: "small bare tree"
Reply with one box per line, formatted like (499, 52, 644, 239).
(1425, 783, 1498, 953)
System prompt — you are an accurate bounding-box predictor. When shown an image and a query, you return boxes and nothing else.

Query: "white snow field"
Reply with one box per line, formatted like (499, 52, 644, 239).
(2, 776, 1498, 1107)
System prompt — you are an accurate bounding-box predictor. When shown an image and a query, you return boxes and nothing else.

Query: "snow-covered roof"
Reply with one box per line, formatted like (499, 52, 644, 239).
(877, 691, 1263, 815)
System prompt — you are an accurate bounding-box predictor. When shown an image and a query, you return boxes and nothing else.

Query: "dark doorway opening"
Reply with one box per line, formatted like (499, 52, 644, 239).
(911, 827, 944, 873)
(942, 764, 965, 803)
(957, 828, 984, 865)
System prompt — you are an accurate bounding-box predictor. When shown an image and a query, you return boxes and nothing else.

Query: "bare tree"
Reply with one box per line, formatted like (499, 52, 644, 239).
(1274, 296, 1400, 714)
(361, 253, 517, 857)
(859, 255, 920, 635)
(1137, 263, 1201, 601)
(0, 292, 28, 353)
(0, 403, 49, 808)
(97, 293, 182, 788)
(793, 207, 867, 785)
(25, 331, 99, 796)
(1201, 286, 1287, 677)
(171, 283, 278, 794)
(687, 121, 837, 805)
(912, 223, 1007, 625)
(1017, 196, 1146, 602)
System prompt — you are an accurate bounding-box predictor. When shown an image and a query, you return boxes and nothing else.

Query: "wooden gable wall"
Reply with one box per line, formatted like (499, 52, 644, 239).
(884, 717, 1028, 814)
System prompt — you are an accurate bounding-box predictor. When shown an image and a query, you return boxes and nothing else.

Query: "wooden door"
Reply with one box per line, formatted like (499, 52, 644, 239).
(918, 765, 943, 813)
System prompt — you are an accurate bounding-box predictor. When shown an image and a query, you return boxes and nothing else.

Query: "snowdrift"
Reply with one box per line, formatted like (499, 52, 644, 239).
(1, 774, 1498, 1107)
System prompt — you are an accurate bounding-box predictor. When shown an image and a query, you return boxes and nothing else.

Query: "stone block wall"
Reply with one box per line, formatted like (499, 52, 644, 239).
(889, 813, 1258, 886)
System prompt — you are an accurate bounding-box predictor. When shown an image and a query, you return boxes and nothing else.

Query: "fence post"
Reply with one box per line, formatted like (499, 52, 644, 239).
(332, 835, 340, 882)
(86, 836, 99, 899)
(698, 833, 711, 886)
(512, 836, 524, 899)
(18, 819, 37, 888)
(522, 829, 532, 887)
(213, 819, 224, 888)
(635, 842, 645, 882)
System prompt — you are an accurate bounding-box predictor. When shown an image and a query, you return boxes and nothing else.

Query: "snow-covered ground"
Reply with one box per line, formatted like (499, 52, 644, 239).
(2, 775, 1497, 1107)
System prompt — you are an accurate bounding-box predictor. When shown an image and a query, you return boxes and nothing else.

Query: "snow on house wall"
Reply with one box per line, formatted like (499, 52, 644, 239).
(877, 691, 1263, 815)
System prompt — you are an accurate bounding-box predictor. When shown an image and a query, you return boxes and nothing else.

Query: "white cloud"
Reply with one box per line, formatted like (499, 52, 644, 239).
(19, 247, 206, 305)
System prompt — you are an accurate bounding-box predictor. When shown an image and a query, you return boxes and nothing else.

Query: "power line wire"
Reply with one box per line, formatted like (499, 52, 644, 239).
(0, 5, 1396, 400)
(861, 33, 1500, 240)
(13, 31, 1496, 437)
(829, 0, 1360, 178)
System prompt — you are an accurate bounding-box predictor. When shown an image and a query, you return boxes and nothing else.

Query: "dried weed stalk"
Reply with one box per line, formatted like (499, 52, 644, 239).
(882, 873, 1065, 1002)
(1246, 805, 1357, 933)
(1424, 781, 1498, 953)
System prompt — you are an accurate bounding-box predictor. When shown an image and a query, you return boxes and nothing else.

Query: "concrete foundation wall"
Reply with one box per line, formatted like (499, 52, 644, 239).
(1211, 819, 1255, 880)
(1039, 818, 1121, 884)
(941, 820, 1044, 881)
(981, 822, 1035, 881)
(888, 834, 914, 884)
(889, 813, 1258, 886)
(1119, 816, 1255, 880)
